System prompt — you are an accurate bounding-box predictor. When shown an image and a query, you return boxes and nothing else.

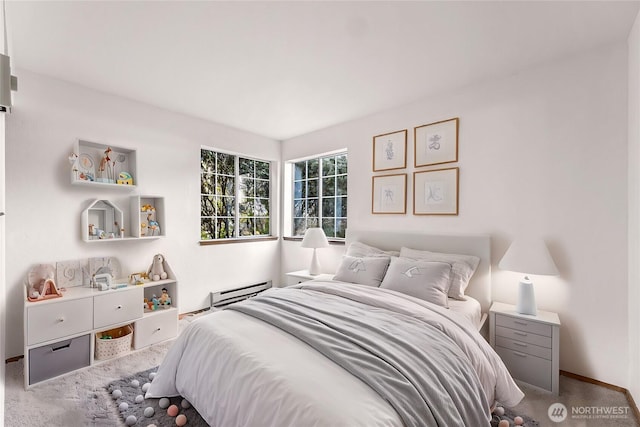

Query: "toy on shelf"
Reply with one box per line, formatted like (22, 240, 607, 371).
(27, 264, 63, 302)
(147, 254, 168, 281)
(159, 287, 171, 308)
(97, 147, 114, 183)
(117, 171, 133, 185)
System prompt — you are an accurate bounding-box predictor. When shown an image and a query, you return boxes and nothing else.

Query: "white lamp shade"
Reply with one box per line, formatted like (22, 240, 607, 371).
(499, 236, 559, 276)
(301, 227, 329, 249)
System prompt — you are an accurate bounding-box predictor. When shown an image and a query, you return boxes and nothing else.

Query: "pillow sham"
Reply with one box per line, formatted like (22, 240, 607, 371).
(399, 247, 480, 300)
(333, 255, 391, 287)
(346, 241, 400, 258)
(379, 258, 451, 307)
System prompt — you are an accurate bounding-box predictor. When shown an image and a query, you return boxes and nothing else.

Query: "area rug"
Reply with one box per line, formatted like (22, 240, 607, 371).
(106, 367, 208, 426)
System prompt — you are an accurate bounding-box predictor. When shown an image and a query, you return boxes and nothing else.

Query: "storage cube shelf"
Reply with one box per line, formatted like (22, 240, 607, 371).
(81, 199, 125, 241)
(71, 140, 137, 189)
(131, 196, 166, 239)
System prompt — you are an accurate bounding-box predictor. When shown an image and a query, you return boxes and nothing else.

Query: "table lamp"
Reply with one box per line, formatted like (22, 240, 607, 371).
(301, 227, 329, 275)
(498, 236, 559, 316)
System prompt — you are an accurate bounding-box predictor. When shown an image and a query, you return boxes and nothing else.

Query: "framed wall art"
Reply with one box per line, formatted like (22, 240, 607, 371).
(414, 117, 459, 167)
(413, 167, 459, 215)
(373, 129, 407, 172)
(372, 173, 407, 214)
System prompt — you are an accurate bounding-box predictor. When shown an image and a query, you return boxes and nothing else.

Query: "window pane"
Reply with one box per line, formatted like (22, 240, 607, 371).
(322, 157, 335, 177)
(307, 217, 319, 228)
(336, 218, 347, 238)
(217, 152, 235, 175)
(255, 218, 270, 235)
(307, 179, 318, 198)
(256, 161, 270, 180)
(307, 199, 318, 217)
(201, 196, 216, 216)
(322, 198, 335, 217)
(240, 177, 254, 197)
(308, 159, 319, 178)
(217, 217, 234, 239)
(220, 196, 235, 216)
(239, 199, 254, 217)
(322, 177, 335, 197)
(322, 218, 335, 238)
(217, 176, 235, 196)
(201, 150, 216, 174)
(200, 174, 215, 195)
(239, 218, 254, 236)
(255, 180, 269, 198)
(293, 218, 306, 236)
(255, 198, 269, 216)
(294, 162, 306, 180)
(239, 158, 254, 177)
(201, 218, 215, 240)
(337, 196, 347, 217)
(293, 199, 304, 217)
(337, 155, 347, 174)
(293, 181, 304, 199)
(336, 175, 347, 196)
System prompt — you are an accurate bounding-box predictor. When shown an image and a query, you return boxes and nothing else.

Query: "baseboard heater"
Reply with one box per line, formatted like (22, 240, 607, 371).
(210, 281, 272, 308)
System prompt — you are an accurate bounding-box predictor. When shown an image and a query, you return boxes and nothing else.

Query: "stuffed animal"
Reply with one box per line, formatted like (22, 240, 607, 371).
(147, 254, 168, 281)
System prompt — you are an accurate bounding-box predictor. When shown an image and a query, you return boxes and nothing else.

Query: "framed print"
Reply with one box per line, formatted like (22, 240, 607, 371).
(373, 129, 407, 172)
(413, 167, 458, 215)
(414, 117, 459, 167)
(372, 173, 407, 214)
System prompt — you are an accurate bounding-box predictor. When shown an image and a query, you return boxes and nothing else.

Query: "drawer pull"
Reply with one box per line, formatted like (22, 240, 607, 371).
(156, 328, 161, 332)
(513, 331, 528, 337)
(51, 342, 71, 352)
(513, 351, 528, 358)
(513, 342, 528, 348)
(57, 317, 65, 323)
(117, 305, 123, 309)
(514, 320, 528, 326)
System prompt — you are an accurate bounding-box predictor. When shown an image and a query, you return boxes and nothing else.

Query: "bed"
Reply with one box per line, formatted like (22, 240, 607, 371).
(147, 230, 524, 426)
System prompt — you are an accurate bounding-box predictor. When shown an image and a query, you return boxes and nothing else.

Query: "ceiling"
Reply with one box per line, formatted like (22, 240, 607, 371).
(5, 1, 640, 140)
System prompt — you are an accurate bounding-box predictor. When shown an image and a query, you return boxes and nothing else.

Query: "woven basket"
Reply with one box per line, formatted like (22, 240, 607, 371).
(95, 324, 133, 360)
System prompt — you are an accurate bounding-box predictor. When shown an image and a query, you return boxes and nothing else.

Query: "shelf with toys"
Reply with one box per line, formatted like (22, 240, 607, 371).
(69, 139, 137, 189)
(130, 196, 166, 239)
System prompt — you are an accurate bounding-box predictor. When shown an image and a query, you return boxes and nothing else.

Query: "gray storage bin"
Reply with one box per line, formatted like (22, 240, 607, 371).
(29, 334, 90, 385)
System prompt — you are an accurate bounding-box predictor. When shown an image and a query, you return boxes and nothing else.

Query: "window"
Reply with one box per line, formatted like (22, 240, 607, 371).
(292, 152, 347, 239)
(200, 149, 271, 241)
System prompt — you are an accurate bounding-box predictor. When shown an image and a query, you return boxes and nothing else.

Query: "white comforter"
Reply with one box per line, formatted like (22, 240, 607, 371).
(148, 281, 523, 426)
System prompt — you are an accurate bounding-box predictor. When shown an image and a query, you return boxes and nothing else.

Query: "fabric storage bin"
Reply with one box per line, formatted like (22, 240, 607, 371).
(29, 334, 91, 385)
(95, 324, 133, 360)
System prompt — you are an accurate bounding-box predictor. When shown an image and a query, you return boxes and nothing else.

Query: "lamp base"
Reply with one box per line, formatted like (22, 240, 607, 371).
(516, 276, 537, 316)
(309, 249, 321, 275)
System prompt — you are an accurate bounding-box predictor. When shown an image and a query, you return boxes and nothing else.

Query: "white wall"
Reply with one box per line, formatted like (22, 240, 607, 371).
(282, 44, 630, 387)
(628, 10, 640, 405)
(4, 70, 282, 358)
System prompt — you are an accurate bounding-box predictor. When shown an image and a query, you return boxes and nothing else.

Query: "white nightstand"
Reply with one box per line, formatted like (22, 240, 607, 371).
(489, 302, 561, 395)
(285, 270, 317, 286)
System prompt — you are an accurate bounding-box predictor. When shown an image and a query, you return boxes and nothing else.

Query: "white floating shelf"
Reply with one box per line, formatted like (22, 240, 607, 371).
(71, 139, 137, 189)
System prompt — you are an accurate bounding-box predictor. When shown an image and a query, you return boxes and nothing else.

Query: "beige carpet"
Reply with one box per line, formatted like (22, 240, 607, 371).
(5, 313, 638, 427)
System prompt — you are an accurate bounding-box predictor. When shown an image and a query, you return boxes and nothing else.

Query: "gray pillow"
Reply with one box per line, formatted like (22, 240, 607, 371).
(399, 247, 480, 300)
(346, 241, 400, 258)
(379, 257, 452, 307)
(333, 255, 391, 287)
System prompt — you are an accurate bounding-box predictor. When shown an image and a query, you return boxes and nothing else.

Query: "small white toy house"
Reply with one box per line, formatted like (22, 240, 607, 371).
(81, 199, 125, 241)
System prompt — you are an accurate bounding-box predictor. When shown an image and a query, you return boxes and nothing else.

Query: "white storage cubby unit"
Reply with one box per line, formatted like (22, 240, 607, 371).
(130, 196, 166, 239)
(71, 139, 137, 189)
(23, 273, 178, 388)
(81, 199, 126, 241)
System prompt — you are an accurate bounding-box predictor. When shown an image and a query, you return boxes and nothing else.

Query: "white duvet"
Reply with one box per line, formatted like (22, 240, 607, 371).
(147, 281, 523, 426)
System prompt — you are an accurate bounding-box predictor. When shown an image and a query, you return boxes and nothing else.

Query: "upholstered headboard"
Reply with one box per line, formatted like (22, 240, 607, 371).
(345, 229, 491, 313)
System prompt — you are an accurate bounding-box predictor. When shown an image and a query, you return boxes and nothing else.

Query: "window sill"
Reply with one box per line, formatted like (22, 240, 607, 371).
(200, 236, 278, 245)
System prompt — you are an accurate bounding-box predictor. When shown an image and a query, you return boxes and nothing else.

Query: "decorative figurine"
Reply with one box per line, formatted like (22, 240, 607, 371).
(159, 287, 171, 307)
(147, 254, 168, 281)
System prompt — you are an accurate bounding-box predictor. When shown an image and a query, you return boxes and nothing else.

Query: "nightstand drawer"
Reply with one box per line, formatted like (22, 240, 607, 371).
(495, 326, 551, 348)
(495, 336, 552, 360)
(496, 346, 552, 391)
(496, 314, 552, 337)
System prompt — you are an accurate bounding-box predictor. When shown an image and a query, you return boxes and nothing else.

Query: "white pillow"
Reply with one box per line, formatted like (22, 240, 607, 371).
(379, 258, 451, 307)
(399, 247, 480, 300)
(346, 241, 400, 258)
(334, 255, 391, 287)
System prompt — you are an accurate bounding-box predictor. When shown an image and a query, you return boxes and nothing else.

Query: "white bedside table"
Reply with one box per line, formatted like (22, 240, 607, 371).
(489, 302, 561, 395)
(285, 270, 318, 286)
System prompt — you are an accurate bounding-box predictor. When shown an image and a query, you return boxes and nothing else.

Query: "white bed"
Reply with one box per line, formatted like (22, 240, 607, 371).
(147, 230, 522, 426)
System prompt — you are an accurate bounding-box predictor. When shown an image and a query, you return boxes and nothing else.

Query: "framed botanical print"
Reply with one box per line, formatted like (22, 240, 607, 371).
(414, 117, 459, 167)
(372, 173, 407, 214)
(413, 167, 458, 215)
(373, 129, 407, 172)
